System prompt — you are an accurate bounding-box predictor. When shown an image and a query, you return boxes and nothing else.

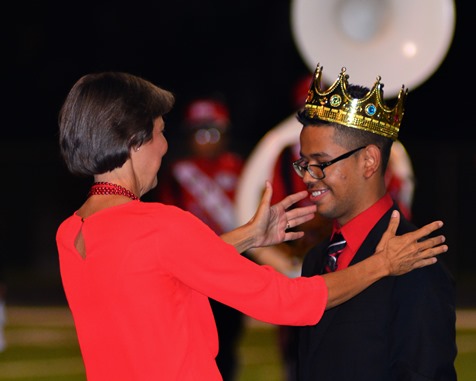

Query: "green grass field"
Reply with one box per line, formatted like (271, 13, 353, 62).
(0, 307, 474, 381)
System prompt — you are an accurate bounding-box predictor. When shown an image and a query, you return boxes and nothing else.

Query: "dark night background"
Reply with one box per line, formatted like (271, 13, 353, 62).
(2, 0, 474, 306)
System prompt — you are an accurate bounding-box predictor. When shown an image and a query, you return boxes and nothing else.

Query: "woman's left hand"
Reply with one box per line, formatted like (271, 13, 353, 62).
(249, 181, 317, 248)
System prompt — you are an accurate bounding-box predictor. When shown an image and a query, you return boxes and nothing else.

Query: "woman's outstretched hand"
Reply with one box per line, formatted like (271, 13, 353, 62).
(322, 210, 448, 309)
(248, 181, 317, 248)
(374, 210, 447, 276)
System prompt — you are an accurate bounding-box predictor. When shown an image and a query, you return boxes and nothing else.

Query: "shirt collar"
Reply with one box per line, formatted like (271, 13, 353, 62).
(335, 193, 393, 255)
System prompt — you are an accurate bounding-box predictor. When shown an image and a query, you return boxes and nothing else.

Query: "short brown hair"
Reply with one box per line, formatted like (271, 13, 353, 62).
(59, 72, 175, 176)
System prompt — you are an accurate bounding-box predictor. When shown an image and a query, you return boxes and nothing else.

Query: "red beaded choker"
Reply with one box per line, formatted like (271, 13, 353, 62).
(88, 182, 139, 201)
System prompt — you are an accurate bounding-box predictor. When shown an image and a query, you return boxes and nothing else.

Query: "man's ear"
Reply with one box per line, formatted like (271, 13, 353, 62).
(362, 145, 381, 178)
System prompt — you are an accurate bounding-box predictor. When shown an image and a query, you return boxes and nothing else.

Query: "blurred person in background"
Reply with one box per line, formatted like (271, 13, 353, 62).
(152, 97, 246, 381)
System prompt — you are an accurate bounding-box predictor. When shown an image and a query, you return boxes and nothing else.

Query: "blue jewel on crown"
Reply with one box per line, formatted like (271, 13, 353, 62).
(365, 103, 377, 116)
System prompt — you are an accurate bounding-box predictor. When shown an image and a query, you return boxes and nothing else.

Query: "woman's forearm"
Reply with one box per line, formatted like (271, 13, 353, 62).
(220, 224, 255, 253)
(322, 217, 447, 309)
(322, 255, 388, 309)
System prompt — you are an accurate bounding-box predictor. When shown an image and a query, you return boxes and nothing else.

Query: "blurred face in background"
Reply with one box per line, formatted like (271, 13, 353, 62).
(189, 124, 229, 158)
(183, 99, 231, 159)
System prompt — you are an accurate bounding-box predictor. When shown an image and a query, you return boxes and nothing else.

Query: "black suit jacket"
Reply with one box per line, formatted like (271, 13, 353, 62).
(297, 204, 457, 381)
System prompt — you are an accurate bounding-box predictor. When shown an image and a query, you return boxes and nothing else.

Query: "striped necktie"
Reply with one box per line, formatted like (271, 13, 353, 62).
(325, 232, 346, 272)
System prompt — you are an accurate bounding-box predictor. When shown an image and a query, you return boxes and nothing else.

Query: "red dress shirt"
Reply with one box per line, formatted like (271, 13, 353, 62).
(335, 193, 393, 271)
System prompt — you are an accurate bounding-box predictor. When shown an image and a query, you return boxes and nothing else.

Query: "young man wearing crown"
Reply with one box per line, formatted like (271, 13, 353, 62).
(294, 64, 457, 381)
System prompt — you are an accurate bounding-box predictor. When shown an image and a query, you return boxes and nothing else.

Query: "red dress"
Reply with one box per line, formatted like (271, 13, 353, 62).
(56, 201, 327, 381)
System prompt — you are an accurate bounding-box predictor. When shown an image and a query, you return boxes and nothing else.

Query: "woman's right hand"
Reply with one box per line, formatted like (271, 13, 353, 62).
(374, 210, 447, 276)
(323, 210, 447, 309)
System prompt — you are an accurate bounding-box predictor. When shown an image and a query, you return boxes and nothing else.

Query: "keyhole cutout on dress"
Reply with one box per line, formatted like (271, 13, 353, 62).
(75, 228, 87, 259)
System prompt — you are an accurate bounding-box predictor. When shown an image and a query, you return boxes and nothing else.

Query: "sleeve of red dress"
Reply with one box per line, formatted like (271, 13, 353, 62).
(156, 207, 327, 326)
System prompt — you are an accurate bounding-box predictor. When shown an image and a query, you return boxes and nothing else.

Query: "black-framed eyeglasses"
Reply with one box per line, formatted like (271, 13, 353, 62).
(292, 146, 366, 180)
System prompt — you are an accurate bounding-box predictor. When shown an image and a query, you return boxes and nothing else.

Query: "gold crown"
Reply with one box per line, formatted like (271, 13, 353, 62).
(304, 63, 408, 140)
